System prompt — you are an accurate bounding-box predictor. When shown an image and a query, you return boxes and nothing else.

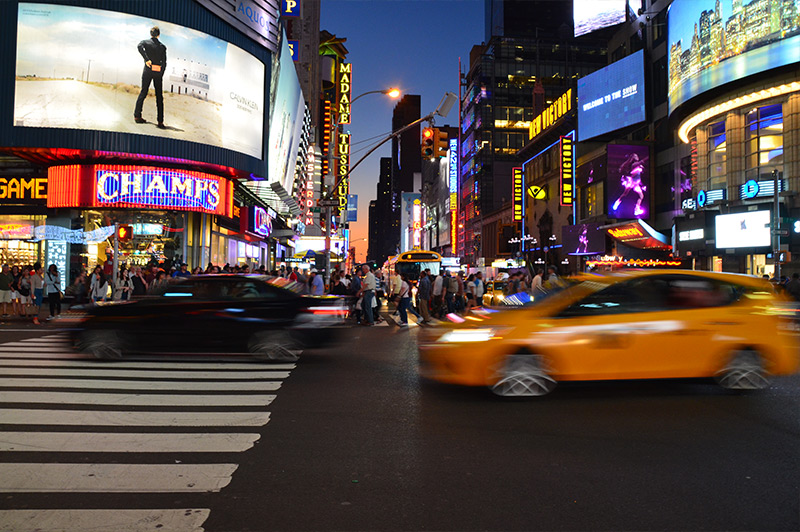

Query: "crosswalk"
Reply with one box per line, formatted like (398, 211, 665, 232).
(0, 333, 295, 532)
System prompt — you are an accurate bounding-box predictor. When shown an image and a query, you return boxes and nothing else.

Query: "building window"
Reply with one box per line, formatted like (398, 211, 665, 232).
(581, 182, 604, 219)
(745, 104, 783, 181)
(707, 120, 726, 190)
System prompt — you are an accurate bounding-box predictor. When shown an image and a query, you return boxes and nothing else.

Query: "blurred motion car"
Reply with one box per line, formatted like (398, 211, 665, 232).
(419, 270, 800, 397)
(74, 275, 345, 361)
(482, 281, 507, 307)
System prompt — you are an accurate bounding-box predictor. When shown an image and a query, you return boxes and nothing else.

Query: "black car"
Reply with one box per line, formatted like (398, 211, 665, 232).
(74, 275, 345, 361)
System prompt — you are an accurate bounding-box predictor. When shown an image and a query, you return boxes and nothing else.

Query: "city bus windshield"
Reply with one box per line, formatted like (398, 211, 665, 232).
(396, 261, 441, 279)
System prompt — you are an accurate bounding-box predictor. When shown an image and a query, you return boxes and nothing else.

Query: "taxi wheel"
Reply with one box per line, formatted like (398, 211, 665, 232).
(716, 349, 769, 391)
(490, 351, 556, 397)
(249, 330, 302, 362)
(80, 330, 123, 360)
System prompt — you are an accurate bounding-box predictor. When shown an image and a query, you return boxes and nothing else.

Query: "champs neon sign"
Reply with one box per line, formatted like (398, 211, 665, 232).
(96, 169, 221, 211)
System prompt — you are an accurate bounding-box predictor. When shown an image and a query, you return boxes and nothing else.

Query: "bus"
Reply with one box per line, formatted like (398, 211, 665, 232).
(384, 250, 442, 282)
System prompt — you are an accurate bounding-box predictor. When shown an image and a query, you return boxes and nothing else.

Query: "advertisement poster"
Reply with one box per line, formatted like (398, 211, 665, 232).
(577, 50, 646, 141)
(606, 144, 650, 219)
(562, 223, 605, 256)
(14, 3, 265, 158)
(574, 0, 626, 37)
(715, 210, 771, 248)
(668, 0, 800, 112)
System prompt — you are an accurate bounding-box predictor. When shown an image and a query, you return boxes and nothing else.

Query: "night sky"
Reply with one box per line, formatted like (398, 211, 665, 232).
(319, 0, 484, 261)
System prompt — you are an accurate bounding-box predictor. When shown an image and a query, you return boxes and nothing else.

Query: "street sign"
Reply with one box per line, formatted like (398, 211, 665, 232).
(319, 200, 339, 207)
(773, 229, 789, 236)
(310, 207, 320, 213)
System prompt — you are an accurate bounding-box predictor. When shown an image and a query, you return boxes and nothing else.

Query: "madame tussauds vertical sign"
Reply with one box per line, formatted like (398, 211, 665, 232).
(338, 63, 351, 124)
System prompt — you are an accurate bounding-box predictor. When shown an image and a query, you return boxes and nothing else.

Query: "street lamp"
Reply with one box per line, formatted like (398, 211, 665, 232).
(349, 88, 401, 106)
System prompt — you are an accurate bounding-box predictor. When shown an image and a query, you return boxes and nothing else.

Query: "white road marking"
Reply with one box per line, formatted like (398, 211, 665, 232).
(0, 509, 209, 532)
(0, 391, 276, 407)
(0, 409, 271, 427)
(0, 432, 260, 453)
(0, 463, 238, 492)
(0, 367, 289, 379)
(0, 359, 295, 370)
(0, 378, 282, 391)
(0, 352, 86, 359)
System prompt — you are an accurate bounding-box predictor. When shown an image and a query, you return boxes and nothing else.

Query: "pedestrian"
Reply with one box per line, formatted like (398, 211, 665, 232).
(544, 265, 563, 291)
(173, 262, 191, 278)
(43, 264, 62, 320)
(148, 270, 169, 294)
(417, 269, 432, 324)
(115, 268, 134, 301)
(329, 273, 348, 296)
(18, 265, 32, 318)
(474, 271, 485, 307)
(357, 264, 376, 326)
(532, 268, 545, 294)
(9, 265, 22, 317)
(443, 270, 457, 314)
(30, 262, 44, 325)
(131, 266, 148, 297)
(134, 26, 168, 128)
(90, 270, 109, 303)
(432, 271, 444, 318)
(396, 274, 419, 327)
(350, 268, 362, 324)
(785, 272, 800, 301)
(0, 264, 12, 318)
(455, 272, 466, 314)
(309, 269, 324, 296)
(465, 273, 477, 313)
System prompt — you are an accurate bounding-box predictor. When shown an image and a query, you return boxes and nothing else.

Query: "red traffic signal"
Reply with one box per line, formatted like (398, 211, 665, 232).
(421, 127, 434, 158)
(117, 224, 133, 242)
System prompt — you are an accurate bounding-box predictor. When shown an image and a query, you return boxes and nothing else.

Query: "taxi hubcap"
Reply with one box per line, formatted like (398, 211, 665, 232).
(491, 354, 556, 397)
(250, 331, 301, 362)
(717, 350, 769, 390)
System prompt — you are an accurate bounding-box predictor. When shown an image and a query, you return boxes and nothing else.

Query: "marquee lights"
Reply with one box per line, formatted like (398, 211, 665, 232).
(0, 177, 47, 201)
(586, 258, 683, 268)
(678, 82, 800, 143)
(560, 134, 574, 206)
(47, 165, 233, 217)
(529, 88, 572, 140)
(512, 167, 523, 221)
(338, 63, 352, 124)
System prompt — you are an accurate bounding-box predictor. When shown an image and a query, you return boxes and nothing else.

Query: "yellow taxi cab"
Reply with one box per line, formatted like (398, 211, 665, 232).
(418, 270, 799, 397)
(482, 280, 507, 307)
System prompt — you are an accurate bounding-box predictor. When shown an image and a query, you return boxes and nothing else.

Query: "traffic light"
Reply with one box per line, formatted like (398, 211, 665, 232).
(421, 127, 434, 159)
(435, 128, 449, 158)
(117, 224, 133, 242)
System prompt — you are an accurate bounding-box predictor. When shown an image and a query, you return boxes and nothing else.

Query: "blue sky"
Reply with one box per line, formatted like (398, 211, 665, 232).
(319, 0, 485, 258)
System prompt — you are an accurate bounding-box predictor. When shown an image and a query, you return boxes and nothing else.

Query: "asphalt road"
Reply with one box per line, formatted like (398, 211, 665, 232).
(1, 317, 799, 531)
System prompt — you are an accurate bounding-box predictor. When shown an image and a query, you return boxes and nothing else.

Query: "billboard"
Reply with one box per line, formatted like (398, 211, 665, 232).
(574, 0, 627, 37)
(577, 49, 646, 141)
(715, 210, 771, 248)
(668, 0, 800, 113)
(562, 223, 605, 256)
(606, 144, 650, 220)
(576, 155, 606, 188)
(267, 29, 305, 192)
(14, 3, 265, 159)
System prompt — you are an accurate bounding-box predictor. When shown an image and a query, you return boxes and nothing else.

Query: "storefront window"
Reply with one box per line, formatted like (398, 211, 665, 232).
(581, 182, 604, 219)
(0, 215, 44, 266)
(707, 121, 726, 189)
(745, 104, 783, 181)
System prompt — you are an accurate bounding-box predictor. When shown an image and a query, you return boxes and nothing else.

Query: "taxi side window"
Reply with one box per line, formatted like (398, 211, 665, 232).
(662, 276, 741, 309)
(558, 283, 649, 317)
(228, 281, 277, 299)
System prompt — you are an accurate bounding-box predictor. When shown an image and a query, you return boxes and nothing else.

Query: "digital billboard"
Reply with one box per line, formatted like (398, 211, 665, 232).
(14, 3, 265, 159)
(562, 223, 605, 256)
(576, 155, 606, 188)
(577, 49, 646, 141)
(668, 0, 800, 113)
(715, 210, 771, 248)
(574, 0, 627, 37)
(606, 144, 650, 220)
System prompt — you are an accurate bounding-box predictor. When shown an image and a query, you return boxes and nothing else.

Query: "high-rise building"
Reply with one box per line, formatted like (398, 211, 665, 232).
(367, 157, 396, 264)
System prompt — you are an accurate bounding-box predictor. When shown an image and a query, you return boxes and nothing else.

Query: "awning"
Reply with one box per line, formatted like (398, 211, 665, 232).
(600, 219, 671, 251)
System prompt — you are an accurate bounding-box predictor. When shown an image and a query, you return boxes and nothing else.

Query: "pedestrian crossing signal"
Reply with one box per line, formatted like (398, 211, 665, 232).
(118, 224, 133, 242)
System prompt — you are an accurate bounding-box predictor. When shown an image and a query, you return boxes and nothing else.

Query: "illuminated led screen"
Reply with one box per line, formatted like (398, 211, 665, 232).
(668, 0, 800, 113)
(606, 144, 650, 220)
(576, 155, 606, 187)
(14, 3, 265, 158)
(562, 223, 605, 256)
(715, 210, 771, 248)
(574, 0, 627, 37)
(577, 50, 646, 141)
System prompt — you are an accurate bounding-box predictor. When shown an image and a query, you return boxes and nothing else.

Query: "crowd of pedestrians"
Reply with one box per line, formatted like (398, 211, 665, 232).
(0, 262, 61, 324)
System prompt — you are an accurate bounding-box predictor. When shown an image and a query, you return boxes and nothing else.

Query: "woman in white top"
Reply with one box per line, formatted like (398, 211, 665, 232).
(90, 271, 110, 302)
(43, 264, 61, 320)
(114, 269, 133, 301)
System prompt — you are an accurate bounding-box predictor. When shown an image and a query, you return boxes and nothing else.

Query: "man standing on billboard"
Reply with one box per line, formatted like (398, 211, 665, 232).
(134, 26, 167, 129)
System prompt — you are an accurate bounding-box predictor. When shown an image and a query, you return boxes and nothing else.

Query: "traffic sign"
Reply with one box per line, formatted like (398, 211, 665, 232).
(319, 200, 339, 207)
(773, 229, 789, 236)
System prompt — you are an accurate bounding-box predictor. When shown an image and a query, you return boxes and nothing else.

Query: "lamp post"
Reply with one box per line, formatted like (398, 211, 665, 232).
(323, 88, 401, 285)
(773, 168, 781, 280)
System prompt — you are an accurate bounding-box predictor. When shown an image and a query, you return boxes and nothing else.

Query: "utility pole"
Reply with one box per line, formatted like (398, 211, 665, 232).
(773, 168, 781, 280)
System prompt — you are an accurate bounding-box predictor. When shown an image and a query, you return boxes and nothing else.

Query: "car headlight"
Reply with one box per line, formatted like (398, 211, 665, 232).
(437, 328, 501, 343)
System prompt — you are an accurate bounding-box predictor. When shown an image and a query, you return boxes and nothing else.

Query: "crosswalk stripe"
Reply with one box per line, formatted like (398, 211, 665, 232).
(0, 391, 276, 407)
(0, 463, 238, 492)
(0, 378, 282, 391)
(0, 367, 289, 379)
(0, 432, 260, 453)
(0, 346, 77, 352)
(0, 359, 296, 370)
(0, 409, 271, 427)
(0, 509, 209, 532)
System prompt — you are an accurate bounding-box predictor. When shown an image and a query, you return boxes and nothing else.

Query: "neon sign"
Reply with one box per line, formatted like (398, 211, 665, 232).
(586, 258, 682, 268)
(0, 222, 34, 239)
(301, 149, 316, 226)
(451, 210, 457, 254)
(0, 177, 47, 203)
(512, 167, 523, 222)
(449, 138, 458, 199)
(529, 88, 572, 140)
(250, 206, 272, 237)
(608, 227, 644, 239)
(560, 134, 574, 206)
(337, 133, 350, 210)
(338, 63, 351, 124)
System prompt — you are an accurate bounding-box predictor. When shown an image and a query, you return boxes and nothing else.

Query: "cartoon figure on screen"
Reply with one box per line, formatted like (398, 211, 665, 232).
(611, 152, 647, 217)
(577, 225, 589, 254)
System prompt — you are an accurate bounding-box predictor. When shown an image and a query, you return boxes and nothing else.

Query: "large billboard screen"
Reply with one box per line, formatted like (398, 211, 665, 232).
(668, 0, 800, 113)
(577, 50, 646, 141)
(576, 155, 607, 187)
(606, 144, 650, 220)
(574, 0, 627, 37)
(14, 3, 265, 159)
(715, 210, 771, 248)
(562, 223, 606, 256)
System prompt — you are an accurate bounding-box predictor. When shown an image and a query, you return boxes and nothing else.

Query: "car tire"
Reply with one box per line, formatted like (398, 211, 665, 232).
(248, 330, 302, 362)
(490, 350, 556, 397)
(715, 349, 770, 391)
(79, 330, 123, 360)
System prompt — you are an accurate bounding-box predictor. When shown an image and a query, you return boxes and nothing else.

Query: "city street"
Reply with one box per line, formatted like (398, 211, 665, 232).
(1, 314, 799, 531)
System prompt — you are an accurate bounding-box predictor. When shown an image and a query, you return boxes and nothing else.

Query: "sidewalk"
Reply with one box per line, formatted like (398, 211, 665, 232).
(0, 306, 87, 330)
